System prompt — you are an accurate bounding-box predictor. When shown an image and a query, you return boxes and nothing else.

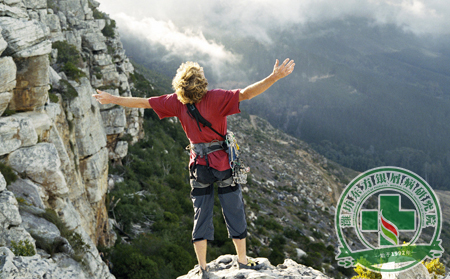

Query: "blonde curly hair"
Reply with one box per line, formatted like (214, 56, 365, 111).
(172, 61, 208, 104)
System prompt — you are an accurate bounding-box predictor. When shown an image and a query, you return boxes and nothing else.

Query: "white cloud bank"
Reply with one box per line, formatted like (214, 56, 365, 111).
(98, 0, 450, 78)
(112, 13, 241, 77)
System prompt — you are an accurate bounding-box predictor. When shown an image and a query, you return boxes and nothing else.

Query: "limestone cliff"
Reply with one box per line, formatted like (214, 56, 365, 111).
(0, 0, 143, 277)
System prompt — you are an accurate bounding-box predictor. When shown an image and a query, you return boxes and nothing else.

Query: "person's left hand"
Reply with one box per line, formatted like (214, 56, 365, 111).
(271, 58, 295, 81)
(92, 89, 114, 104)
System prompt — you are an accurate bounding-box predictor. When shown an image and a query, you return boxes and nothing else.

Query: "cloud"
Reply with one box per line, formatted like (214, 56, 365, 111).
(112, 13, 240, 69)
(98, 0, 449, 83)
(100, 0, 450, 39)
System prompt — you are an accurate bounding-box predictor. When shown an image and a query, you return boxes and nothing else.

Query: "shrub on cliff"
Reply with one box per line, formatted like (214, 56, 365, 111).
(52, 41, 86, 81)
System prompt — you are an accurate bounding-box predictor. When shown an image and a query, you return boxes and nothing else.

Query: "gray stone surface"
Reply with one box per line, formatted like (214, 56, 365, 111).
(79, 147, 108, 203)
(8, 178, 46, 209)
(0, 0, 136, 277)
(9, 55, 50, 111)
(0, 26, 7, 55)
(0, 56, 16, 93)
(382, 262, 431, 279)
(101, 106, 127, 135)
(179, 255, 331, 279)
(0, 251, 88, 279)
(0, 3, 29, 18)
(0, 17, 51, 58)
(109, 140, 128, 160)
(0, 190, 21, 228)
(0, 172, 6, 192)
(7, 143, 69, 197)
(22, 0, 46, 9)
(0, 92, 12, 116)
(82, 32, 107, 51)
(14, 111, 52, 142)
(0, 115, 38, 156)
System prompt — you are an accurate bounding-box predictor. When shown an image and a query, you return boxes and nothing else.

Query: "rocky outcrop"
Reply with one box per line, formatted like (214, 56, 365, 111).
(178, 255, 331, 279)
(0, 0, 144, 277)
(0, 247, 88, 278)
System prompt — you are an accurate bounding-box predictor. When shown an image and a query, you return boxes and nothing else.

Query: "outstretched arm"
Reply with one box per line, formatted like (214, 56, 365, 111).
(239, 58, 295, 102)
(92, 89, 152, 109)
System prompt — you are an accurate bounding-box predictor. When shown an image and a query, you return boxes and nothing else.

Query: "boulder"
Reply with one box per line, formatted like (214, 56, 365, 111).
(82, 32, 107, 51)
(20, 210, 74, 255)
(57, 0, 88, 22)
(22, 0, 46, 10)
(0, 172, 6, 192)
(0, 17, 51, 58)
(0, 3, 29, 18)
(0, 56, 17, 93)
(381, 262, 431, 279)
(0, 251, 87, 279)
(49, 66, 62, 87)
(9, 55, 50, 111)
(100, 106, 127, 135)
(179, 256, 331, 279)
(7, 143, 69, 197)
(79, 147, 108, 203)
(0, 115, 38, 156)
(8, 178, 46, 209)
(65, 78, 107, 157)
(0, 27, 7, 55)
(0, 92, 12, 116)
(14, 111, 52, 142)
(109, 141, 128, 160)
(45, 13, 62, 33)
(0, 190, 21, 228)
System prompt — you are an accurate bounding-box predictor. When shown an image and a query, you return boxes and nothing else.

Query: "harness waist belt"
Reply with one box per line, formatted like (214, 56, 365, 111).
(189, 141, 225, 157)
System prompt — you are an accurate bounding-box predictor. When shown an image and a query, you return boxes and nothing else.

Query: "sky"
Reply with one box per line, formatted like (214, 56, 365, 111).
(96, 0, 450, 78)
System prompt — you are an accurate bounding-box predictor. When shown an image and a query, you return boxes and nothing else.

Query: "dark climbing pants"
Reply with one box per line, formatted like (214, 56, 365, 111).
(190, 165, 247, 242)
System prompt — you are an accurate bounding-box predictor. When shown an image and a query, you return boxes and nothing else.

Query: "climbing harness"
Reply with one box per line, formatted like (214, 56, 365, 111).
(186, 103, 249, 186)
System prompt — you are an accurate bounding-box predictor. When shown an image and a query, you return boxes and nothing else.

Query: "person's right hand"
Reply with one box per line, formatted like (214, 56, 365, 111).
(93, 89, 114, 105)
(271, 58, 295, 81)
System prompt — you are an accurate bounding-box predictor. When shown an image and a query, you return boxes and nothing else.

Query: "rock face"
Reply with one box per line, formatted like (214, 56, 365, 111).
(0, 0, 144, 277)
(178, 255, 331, 279)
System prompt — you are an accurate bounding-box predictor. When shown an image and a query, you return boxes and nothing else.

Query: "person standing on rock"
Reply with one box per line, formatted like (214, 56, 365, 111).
(93, 58, 295, 276)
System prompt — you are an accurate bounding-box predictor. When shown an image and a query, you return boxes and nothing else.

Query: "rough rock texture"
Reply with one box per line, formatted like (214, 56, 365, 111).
(0, 17, 50, 58)
(0, 247, 88, 279)
(0, 172, 6, 192)
(0, 190, 36, 249)
(9, 55, 50, 111)
(0, 0, 144, 277)
(178, 255, 331, 279)
(7, 143, 69, 197)
(0, 114, 38, 156)
(0, 56, 16, 91)
(8, 178, 46, 209)
(381, 262, 431, 279)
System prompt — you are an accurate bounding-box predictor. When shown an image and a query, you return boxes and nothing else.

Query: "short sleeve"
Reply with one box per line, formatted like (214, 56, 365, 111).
(148, 93, 181, 119)
(208, 89, 241, 117)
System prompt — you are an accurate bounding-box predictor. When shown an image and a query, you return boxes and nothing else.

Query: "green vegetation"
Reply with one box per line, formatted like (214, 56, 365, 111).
(39, 209, 91, 261)
(423, 258, 446, 279)
(93, 66, 103, 79)
(10, 239, 35, 257)
(0, 162, 18, 185)
(2, 109, 17, 116)
(52, 41, 86, 81)
(48, 92, 59, 103)
(58, 79, 79, 100)
(102, 20, 116, 38)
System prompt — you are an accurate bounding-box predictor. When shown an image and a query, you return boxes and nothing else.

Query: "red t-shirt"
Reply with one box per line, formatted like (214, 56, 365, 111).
(148, 89, 241, 171)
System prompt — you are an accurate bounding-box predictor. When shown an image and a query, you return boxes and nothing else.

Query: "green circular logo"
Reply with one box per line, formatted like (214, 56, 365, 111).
(335, 167, 443, 272)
